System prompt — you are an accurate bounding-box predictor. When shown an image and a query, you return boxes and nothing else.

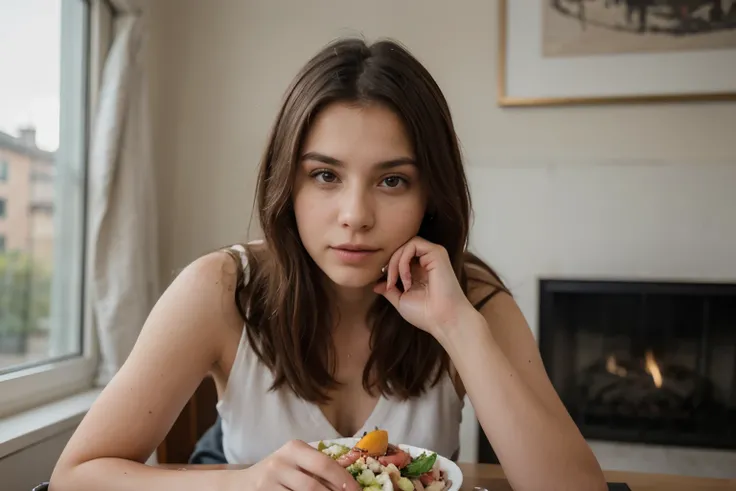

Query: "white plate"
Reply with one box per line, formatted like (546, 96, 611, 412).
(309, 437, 463, 491)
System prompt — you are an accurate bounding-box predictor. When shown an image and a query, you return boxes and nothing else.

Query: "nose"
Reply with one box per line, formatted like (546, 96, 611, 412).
(338, 185, 375, 231)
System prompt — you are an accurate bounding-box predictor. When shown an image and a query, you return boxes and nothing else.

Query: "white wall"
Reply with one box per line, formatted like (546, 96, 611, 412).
(148, 0, 736, 473)
(150, 0, 735, 277)
(468, 159, 736, 340)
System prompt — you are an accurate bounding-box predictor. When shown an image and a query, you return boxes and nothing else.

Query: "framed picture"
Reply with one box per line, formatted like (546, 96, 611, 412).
(498, 0, 736, 106)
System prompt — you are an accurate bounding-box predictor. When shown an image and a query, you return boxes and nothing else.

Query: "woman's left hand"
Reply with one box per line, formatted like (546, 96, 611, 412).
(373, 236, 475, 337)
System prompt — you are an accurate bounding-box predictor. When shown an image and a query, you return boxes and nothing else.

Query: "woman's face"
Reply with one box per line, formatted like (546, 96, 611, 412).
(292, 102, 427, 290)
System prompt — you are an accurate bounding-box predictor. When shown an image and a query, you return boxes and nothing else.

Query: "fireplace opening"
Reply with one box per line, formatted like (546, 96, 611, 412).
(538, 279, 736, 449)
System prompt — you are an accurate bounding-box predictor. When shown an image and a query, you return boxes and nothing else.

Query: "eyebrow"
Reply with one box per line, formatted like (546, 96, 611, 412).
(300, 151, 416, 170)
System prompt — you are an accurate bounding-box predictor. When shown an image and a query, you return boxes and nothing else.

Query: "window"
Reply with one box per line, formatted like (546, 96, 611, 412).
(0, 160, 8, 181)
(0, 199, 5, 218)
(0, 0, 108, 417)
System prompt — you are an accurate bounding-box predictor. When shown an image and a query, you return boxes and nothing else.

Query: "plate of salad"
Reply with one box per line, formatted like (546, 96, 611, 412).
(310, 429, 462, 491)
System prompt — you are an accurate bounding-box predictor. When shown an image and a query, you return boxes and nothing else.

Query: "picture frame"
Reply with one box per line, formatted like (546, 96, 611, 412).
(497, 0, 736, 107)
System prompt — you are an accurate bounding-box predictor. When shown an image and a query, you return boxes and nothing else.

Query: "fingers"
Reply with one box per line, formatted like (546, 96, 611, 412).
(278, 466, 332, 491)
(284, 441, 360, 491)
(385, 245, 403, 292)
(398, 243, 416, 291)
(384, 237, 444, 292)
(386, 241, 417, 292)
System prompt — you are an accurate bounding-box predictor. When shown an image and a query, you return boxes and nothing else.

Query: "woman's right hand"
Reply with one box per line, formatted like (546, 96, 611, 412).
(234, 440, 361, 491)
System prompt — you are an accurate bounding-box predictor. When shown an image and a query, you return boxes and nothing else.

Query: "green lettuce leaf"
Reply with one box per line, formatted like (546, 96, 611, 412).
(401, 452, 437, 478)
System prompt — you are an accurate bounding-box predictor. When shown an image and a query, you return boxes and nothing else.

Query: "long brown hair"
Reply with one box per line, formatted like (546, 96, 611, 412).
(231, 38, 507, 404)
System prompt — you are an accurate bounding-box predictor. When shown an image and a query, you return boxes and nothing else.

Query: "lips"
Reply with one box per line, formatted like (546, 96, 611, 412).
(332, 244, 379, 253)
(330, 244, 380, 264)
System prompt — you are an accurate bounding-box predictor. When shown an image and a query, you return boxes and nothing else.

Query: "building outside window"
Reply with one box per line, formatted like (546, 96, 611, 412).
(0, 160, 8, 181)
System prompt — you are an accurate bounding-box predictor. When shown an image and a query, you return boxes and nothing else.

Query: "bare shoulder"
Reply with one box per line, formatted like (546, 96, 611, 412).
(120, 248, 246, 387)
(164, 250, 243, 327)
(175, 249, 243, 299)
(52, 249, 246, 471)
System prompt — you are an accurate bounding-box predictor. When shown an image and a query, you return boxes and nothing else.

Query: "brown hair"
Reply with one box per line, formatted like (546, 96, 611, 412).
(231, 38, 507, 404)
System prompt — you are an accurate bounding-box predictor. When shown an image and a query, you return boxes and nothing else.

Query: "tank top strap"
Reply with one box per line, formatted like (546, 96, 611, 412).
(223, 240, 265, 280)
(225, 243, 248, 272)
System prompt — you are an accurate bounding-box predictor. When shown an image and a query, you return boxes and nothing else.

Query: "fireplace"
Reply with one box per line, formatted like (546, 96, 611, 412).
(538, 278, 736, 449)
(477, 279, 736, 464)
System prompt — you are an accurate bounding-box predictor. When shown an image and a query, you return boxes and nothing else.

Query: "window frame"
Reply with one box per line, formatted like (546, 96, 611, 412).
(0, 0, 113, 419)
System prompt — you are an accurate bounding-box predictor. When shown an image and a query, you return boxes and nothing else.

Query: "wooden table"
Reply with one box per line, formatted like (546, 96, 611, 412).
(161, 463, 736, 490)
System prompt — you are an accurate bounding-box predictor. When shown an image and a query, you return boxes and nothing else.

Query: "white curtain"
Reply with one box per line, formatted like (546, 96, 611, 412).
(89, 0, 159, 385)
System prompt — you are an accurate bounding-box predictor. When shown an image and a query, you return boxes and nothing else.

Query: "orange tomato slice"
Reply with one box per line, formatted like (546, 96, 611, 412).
(355, 428, 389, 456)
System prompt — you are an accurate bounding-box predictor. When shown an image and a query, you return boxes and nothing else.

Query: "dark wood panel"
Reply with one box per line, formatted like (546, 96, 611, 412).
(157, 376, 219, 464)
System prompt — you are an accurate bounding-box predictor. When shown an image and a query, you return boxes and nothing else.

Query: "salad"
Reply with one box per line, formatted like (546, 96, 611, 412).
(317, 429, 452, 491)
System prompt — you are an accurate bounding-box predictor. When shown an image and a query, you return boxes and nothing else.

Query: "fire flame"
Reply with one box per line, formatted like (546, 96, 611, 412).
(605, 351, 664, 389)
(606, 355, 628, 377)
(644, 350, 663, 388)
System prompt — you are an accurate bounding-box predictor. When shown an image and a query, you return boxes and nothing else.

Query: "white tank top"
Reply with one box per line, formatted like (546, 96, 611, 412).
(216, 245, 464, 465)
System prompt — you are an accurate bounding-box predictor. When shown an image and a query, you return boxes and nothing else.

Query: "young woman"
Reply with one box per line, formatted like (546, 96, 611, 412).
(51, 38, 607, 491)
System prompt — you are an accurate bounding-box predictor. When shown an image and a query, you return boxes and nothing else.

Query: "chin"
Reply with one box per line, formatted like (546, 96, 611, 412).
(323, 268, 380, 289)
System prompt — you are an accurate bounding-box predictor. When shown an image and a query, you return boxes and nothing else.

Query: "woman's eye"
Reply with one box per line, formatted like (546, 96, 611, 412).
(382, 176, 405, 188)
(314, 171, 338, 183)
